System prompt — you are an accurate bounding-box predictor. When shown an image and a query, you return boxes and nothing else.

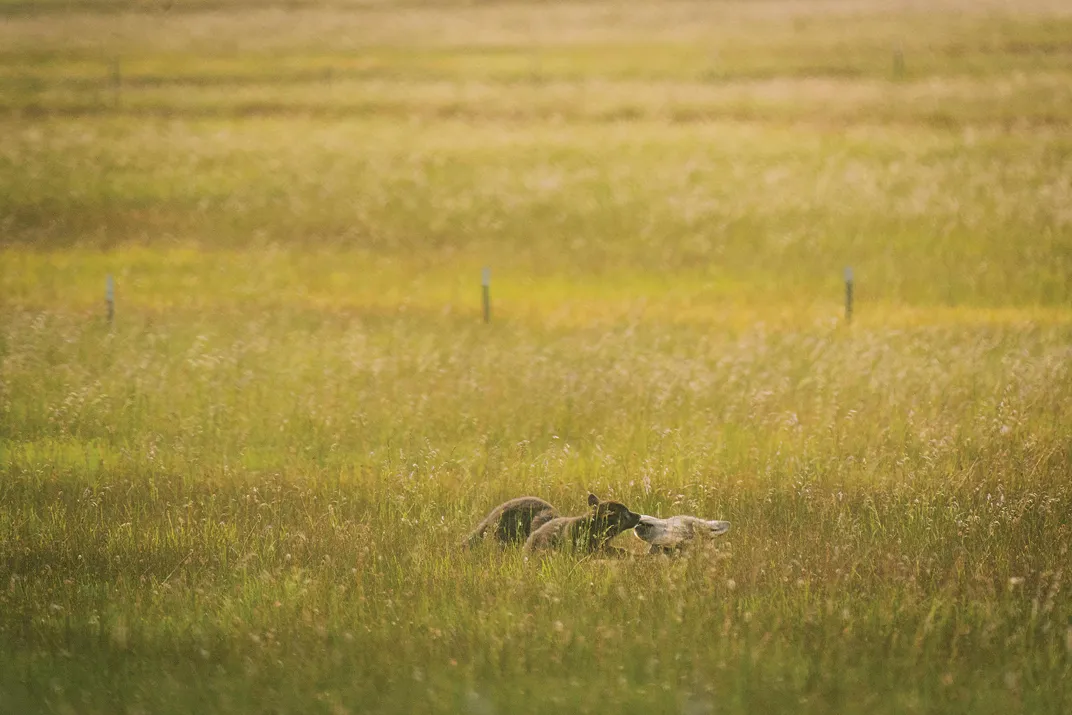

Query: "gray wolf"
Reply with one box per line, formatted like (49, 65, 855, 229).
(464, 496, 558, 548)
(523, 493, 641, 555)
(633, 514, 730, 554)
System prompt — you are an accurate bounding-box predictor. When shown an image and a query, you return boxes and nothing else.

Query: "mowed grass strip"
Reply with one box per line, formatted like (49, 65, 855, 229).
(6, 74, 1072, 130)
(2, 0, 1071, 55)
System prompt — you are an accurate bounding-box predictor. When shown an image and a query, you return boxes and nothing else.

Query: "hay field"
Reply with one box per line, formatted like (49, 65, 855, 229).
(1, 1, 1071, 713)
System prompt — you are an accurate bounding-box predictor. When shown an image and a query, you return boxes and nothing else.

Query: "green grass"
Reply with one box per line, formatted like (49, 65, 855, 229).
(4, 118, 1071, 307)
(2, 1, 1072, 713)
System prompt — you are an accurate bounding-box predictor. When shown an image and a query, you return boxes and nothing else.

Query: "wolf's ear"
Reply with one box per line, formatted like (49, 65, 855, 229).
(587, 493, 600, 507)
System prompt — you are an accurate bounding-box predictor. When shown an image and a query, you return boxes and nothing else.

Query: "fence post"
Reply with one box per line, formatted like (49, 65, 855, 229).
(106, 274, 115, 325)
(481, 267, 491, 323)
(844, 267, 854, 324)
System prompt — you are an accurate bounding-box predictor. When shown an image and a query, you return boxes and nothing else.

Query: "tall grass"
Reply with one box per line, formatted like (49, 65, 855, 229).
(2, 0, 1071, 713)
(3, 310, 1070, 713)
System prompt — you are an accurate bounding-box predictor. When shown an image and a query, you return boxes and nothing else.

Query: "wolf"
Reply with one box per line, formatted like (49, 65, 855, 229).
(633, 515, 731, 554)
(523, 493, 641, 555)
(463, 496, 559, 549)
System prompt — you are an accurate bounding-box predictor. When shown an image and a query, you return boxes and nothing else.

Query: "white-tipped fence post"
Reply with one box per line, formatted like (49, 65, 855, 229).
(481, 267, 491, 323)
(106, 274, 115, 324)
(844, 266, 854, 324)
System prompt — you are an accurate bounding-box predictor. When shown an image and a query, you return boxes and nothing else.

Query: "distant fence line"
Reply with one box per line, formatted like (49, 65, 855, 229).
(101, 268, 857, 326)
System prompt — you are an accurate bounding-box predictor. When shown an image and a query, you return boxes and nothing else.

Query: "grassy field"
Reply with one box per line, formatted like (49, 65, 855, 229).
(2, 0, 1072, 713)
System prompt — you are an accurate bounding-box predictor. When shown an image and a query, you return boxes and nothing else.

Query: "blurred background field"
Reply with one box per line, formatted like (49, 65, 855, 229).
(1, 1, 1071, 713)
(3, 0, 1072, 311)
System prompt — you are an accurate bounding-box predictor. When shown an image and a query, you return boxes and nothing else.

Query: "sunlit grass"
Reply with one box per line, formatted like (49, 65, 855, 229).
(2, 306, 1071, 713)
(3, 117, 1070, 307)
(2, 0, 1071, 713)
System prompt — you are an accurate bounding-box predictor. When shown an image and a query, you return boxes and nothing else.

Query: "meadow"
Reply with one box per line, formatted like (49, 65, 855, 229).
(2, 0, 1071, 713)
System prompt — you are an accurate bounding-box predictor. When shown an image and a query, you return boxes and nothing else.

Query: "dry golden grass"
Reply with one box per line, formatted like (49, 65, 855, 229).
(2, 1, 1071, 713)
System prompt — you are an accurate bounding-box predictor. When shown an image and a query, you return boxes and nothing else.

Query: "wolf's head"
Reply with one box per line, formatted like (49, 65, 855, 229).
(634, 515, 730, 547)
(633, 515, 661, 544)
(587, 493, 642, 536)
